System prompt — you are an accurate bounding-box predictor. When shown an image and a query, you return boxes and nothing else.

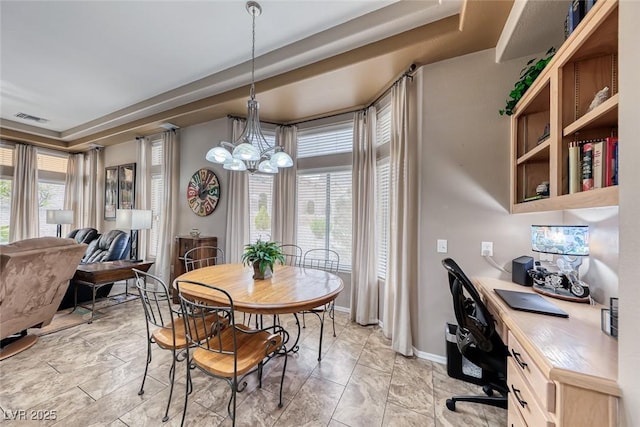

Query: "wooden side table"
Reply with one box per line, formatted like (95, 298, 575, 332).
(171, 235, 218, 283)
(73, 260, 153, 323)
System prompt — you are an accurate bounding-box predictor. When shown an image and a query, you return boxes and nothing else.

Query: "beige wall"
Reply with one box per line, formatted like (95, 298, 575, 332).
(414, 49, 561, 357)
(617, 1, 640, 425)
(177, 118, 230, 252)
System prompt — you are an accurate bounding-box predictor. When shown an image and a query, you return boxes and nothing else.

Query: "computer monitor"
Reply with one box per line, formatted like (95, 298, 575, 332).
(531, 225, 589, 256)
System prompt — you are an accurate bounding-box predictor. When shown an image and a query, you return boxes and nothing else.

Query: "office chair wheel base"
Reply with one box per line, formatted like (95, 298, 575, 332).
(482, 385, 494, 396)
(446, 399, 456, 411)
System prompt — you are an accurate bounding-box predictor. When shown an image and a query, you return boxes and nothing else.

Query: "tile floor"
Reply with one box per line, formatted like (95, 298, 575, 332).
(0, 291, 506, 426)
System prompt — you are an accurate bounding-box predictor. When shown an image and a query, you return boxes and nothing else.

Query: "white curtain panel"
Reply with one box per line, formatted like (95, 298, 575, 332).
(224, 118, 250, 263)
(64, 153, 83, 232)
(383, 75, 418, 356)
(85, 148, 102, 228)
(137, 137, 151, 260)
(9, 144, 39, 242)
(271, 125, 298, 245)
(351, 107, 379, 325)
(156, 131, 180, 284)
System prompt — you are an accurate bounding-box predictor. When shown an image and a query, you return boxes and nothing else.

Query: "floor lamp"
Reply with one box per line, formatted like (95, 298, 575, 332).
(116, 209, 152, 262)
(46, 209, 73, 238)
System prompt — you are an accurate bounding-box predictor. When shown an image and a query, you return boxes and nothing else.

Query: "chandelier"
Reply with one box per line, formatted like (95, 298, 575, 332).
(206, 1, 293, 174)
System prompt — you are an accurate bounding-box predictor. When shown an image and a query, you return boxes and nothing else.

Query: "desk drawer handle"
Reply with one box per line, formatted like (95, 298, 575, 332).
(511, 350, 528, 369)
(510, 385, 528, 409)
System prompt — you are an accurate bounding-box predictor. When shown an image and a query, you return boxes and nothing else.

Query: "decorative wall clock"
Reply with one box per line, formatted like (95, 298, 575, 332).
(187, 168, 220, 216)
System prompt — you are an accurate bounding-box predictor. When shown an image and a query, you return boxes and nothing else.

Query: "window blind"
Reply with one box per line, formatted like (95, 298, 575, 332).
(376, 160, 390, 279)
(376, 103, 391, 147)
(149, 140, 164, 257)
(248, 173, 274, 243)
(37, 152, 68, 173)
(296, 170, 352, 270)
(297, 122, 353, 159)
(0, 147, 13, 167)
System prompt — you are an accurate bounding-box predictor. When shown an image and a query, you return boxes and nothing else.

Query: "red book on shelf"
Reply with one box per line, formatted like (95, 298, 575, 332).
(605, 136, 618, 187)
(582, 142, 594, 191)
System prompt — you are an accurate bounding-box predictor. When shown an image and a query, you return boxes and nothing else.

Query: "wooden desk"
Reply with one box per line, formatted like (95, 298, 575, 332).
(73, 260, 154, 322)
(474, 277, 619, 427)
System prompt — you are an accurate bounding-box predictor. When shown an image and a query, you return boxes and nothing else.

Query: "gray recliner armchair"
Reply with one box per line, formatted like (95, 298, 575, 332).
(66, 228, 99, 245)
(58, 230, 131, 310)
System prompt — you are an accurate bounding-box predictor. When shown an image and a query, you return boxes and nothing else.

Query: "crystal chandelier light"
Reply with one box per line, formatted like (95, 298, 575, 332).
(206, 1, 293, 174)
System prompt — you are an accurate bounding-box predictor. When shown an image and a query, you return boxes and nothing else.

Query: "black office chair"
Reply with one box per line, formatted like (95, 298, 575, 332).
(442, 258, 509, 411)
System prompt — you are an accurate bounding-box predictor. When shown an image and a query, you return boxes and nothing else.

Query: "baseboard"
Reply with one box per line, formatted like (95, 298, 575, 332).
(334, 304, 349, 313)
(376, 319, 446, 364)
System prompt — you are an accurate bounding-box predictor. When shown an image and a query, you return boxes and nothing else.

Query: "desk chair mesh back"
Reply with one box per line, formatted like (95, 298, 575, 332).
(442, 258, 509, 411)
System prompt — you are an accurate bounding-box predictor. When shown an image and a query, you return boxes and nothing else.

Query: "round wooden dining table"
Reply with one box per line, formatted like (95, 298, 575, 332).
(173, 263, 344, 315)
(173, 263, 344, 359)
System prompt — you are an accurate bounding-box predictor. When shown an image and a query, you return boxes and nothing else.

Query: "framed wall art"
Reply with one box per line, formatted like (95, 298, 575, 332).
(118, 163, 136, 210)
(104, 166, 118, 220)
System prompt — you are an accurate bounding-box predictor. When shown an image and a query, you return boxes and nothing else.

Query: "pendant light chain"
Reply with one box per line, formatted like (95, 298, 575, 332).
(250, 7, 256, 100)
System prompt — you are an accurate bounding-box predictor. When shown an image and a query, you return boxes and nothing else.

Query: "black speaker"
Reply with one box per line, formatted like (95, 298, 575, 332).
(512, 256, 534, 286)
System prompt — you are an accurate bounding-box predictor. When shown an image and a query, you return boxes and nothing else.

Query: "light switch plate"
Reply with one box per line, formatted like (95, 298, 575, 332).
(437, 239, 448, 253)
(481, 241, 493, 257)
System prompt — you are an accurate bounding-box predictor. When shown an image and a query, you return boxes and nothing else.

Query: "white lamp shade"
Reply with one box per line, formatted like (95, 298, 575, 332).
(116, 209, 152, 230)
(206, 146, 232, 164)
(223, 158, 248, 171)
(232, 142, 260, 161)
(46, 209, 73, 225)
(258, 160, 278, 174)
(270, 151, 293, 168)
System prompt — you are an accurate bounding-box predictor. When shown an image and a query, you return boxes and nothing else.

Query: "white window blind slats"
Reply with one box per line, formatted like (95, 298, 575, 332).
(296, 170, 352, 270)
(248, 174, 274, 243)
(151, 141, 163, 166)
(149, 174, 163, 257)
(37, 153, 68, 173)
(0, 147, 13, 167)
(376, 160, 390, 279)
(298, 123, 353, 158)
(376, 104, 392, 147)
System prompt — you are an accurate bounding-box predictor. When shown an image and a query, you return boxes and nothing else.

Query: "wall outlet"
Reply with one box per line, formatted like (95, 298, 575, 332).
(437, 239, 448, 253)
(481, 241, 493, 257)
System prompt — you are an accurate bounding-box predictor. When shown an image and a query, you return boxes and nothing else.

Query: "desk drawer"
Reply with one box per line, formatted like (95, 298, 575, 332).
(508, 393, 528, 427)
(508, 358, 555, 427)
(508, 330, 556, 412)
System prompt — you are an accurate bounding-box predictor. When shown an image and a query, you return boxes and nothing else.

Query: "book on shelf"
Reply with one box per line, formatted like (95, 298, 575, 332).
(569, 141, 581, 194)
(581, 142, 593, 191)
(606, 136, 619, 186)
(568, 0, 585, 35)
(593, 140, 605, 189)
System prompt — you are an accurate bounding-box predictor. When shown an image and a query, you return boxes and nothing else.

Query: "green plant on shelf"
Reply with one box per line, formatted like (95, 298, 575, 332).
(500, 47, 556, 116)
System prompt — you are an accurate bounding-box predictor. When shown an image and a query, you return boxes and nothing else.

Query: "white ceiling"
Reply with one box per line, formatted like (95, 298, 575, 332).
(0, 0, 462, 138)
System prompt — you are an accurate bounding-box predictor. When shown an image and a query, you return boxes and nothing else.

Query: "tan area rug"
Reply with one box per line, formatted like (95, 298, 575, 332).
(30, 294, 139, 336)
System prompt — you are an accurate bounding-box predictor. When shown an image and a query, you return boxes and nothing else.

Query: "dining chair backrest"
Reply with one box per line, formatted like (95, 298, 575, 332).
(133, 269, 178, 344)
(175, 280, 237, 358)
(184, 246, 225, 272)
(303, 249, 340, 274)
(279, 244, 303, 267)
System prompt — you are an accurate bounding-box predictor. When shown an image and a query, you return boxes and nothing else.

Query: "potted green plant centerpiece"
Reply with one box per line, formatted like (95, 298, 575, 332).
(241, 239, 285, 280)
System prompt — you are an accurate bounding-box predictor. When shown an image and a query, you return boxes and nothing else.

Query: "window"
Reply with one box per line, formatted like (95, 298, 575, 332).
(296, 120, 353, 271)
(0, 146, 13, 243)
(248, 131, 275, 243)
(37, 151, 68, 237)
(149, 140, 163, 258)
(376, 102, 391, 279)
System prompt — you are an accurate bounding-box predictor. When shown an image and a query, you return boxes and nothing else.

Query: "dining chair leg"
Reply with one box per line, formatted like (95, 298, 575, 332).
(278, 347, 288, 408)
(138, 337, 152, 396)
(317, 312, 325, 362)
(163, 349, 177, 422)
(180, 351, 191, 427)
(330, 303, 336, 337)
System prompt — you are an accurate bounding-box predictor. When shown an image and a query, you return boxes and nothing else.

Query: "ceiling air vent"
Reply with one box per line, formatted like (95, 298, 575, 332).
(15, 112, 49, 123)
